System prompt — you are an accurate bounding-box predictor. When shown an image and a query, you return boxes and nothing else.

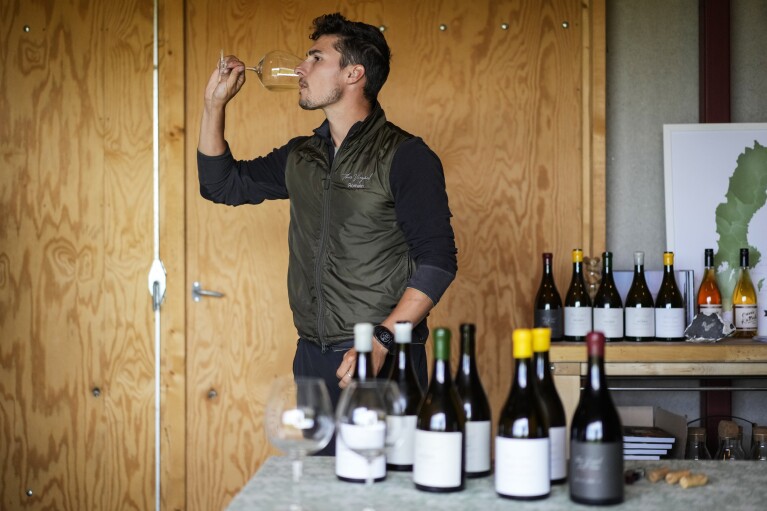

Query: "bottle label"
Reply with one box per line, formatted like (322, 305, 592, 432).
(569, 441, 623, 502)
(625, 307, 655, 337)
(386, 415, 417, 466)
(549, 426, 567, 480)
(564, 307, 593, 336)
(495, 436, 550, 497)
(734, 304, 758, 329)
(413, 430, 462, 488)
(699, 304, 723, 315)
(593, 308, 624, 339)
(465, 420, 491, 473)
(534, 309, 563, 339)
(655, 308, 686, 337)
(335, 430, 386, 480)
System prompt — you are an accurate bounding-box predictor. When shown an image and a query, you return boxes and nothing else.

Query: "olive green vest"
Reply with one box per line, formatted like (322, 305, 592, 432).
(285, 106, 413, 346)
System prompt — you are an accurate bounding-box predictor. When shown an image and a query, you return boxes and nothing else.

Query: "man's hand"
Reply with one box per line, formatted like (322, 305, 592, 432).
(336, 348, 357, 389)
(204, 54, 247, 111)
(335, 338, 389, 389)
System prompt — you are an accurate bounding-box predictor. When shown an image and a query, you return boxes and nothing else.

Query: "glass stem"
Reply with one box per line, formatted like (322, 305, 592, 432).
(292, 458, 302, 483)
(366, 461, 374, 487)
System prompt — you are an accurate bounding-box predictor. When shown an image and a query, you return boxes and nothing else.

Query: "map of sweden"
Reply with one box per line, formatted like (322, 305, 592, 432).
(714, 141, 767, 308)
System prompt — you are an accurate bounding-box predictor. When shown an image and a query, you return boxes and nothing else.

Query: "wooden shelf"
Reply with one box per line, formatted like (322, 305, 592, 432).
(550, 339, 767, 364)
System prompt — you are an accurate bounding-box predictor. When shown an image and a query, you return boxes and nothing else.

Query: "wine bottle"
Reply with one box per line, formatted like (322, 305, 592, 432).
(336, 322, 385, 482)
(495, 329, 550, 500)
(697, 248, 722, 315)
(569, 331, 623, 506)
(624, 251, 655, 341)
(592, 251, 624, 341)
(732, 248, 757, 338)
(655, 251, 686, 342)
(386, 321, 424, 471)
(564, 248, 592, 341)
(455, 323, 492, 478)
(534, 252, 564, 341)
(353, 322, 375, 382)
(414, 328, 465, 492)
(532, 327, 567, 484)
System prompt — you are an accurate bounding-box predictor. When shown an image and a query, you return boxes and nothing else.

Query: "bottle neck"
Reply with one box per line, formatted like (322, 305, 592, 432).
(396, 343, 411, 371)
(585, 355, 607, 391)
(513, 357, 532, 390)
(459, 337, 477, 376)
(433, 358, 451, 386)
(355, 351, 374, 381)
(534, 350, 551, 382)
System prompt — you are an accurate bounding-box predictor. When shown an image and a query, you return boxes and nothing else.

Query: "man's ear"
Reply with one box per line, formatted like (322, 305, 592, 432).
(346, 64, 366, 85)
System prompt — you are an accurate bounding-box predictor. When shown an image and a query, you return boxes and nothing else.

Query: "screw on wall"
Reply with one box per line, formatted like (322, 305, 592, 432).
(207, 389, 218, 399)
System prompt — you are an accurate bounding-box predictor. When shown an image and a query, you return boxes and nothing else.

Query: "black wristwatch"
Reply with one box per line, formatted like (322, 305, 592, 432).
(373, 325, 395, 354)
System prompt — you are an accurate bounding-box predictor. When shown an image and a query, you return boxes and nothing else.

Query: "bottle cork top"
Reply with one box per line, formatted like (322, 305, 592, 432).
(354, 322, 373, 352)
(393, 321, 412, 344)
(512, 329, 533, 359)
(532, 327, 551, 353)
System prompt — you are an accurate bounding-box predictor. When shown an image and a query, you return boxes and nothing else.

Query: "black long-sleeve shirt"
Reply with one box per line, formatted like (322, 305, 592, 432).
(198, 121, 457, 305)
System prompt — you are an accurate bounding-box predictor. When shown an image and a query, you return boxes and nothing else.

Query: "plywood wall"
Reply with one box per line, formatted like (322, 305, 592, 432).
(184, 1, 604, 510)
(1, 0, 603, 509)
(0, 0, 162, 509)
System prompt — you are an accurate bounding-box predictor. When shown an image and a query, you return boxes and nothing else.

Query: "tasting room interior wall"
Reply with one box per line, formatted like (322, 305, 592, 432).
(605, 0, 767, 434)
(2, 0, 603, 509)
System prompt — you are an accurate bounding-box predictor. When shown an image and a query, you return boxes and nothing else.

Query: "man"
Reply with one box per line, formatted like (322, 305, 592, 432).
(198, 13, 456, 408)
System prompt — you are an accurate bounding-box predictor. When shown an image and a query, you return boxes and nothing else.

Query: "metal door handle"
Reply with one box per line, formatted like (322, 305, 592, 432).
(192, 281, 225, 302)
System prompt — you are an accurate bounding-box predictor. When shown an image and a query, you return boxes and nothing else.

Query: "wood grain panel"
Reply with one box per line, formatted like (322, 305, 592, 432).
(1, 0, 155, 509)
(186, 1, 600, 509)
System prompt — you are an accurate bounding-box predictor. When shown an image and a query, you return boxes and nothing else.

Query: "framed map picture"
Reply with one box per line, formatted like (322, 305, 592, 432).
(663, 123, 767, 313)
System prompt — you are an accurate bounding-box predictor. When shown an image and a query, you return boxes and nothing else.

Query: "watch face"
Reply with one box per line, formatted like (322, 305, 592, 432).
(374, 325, 394, 347)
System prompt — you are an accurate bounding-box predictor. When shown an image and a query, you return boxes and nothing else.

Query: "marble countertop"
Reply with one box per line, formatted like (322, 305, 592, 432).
(226, 457, 767, 511)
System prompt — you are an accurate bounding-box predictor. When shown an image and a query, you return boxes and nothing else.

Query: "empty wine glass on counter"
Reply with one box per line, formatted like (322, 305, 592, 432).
(265, 375, 335, 483)
(220, 49, 302, 90)
(336, 380, 404, 510)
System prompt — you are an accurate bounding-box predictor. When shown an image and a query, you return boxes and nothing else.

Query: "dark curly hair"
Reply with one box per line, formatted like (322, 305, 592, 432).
(310, 13, 391, 104)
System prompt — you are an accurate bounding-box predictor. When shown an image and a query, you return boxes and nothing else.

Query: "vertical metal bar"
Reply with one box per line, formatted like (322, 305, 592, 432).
(152, 0, 161, 509)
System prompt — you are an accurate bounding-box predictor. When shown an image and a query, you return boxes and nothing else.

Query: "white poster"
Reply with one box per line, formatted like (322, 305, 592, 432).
(663, 123, 767, 311)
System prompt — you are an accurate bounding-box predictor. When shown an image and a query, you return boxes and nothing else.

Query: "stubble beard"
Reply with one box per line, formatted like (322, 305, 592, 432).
(298, 85, 343, 111)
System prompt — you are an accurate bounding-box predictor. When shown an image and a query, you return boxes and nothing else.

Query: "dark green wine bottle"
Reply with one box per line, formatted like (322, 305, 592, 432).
(413, 328, 465, 492)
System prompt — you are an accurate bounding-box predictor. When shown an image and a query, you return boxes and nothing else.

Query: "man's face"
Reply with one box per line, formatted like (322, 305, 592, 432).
(296, 35, 346, 110)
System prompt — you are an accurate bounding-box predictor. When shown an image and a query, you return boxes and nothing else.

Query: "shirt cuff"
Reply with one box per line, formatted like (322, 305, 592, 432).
(407, 264, 456, 305)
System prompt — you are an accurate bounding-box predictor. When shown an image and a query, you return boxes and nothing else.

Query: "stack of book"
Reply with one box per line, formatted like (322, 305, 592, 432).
(623, 426, 676, 460)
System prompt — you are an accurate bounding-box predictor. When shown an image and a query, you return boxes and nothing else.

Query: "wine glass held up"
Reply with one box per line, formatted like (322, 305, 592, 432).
(219, 49, 303, 91)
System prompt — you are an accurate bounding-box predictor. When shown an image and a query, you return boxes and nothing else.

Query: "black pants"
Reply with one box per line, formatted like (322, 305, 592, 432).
(292, 338, 428, 455)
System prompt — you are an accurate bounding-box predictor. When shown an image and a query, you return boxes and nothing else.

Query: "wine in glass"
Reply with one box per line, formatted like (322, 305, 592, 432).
(336, 380, 404, 492)
(265, 375, 334, 488)
(220, 49, 302, 90)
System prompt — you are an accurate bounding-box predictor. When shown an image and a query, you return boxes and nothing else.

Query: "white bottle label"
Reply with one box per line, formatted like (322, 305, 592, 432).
(625, 307, 655, 337)
(413, 430, 462, 488)
(335, 424, 386, 480)
(549, 426, 567, 481)
(564, 306, 593, 336)
(593, 308, 624, 338)
(734, 304, 758, 329)
(495, 436, 550, 497)
(655, 308, 685, 337)
(699, 304, 723, 315)
(465, 420, 491, 474)
(386, 415, 417, 466)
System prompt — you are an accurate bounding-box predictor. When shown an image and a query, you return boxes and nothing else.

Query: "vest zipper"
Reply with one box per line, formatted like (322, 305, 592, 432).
(315, 168, 333, 352)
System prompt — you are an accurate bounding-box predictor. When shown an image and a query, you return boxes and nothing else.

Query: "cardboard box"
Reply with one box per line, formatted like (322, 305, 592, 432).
(618, 406, 688, 459)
